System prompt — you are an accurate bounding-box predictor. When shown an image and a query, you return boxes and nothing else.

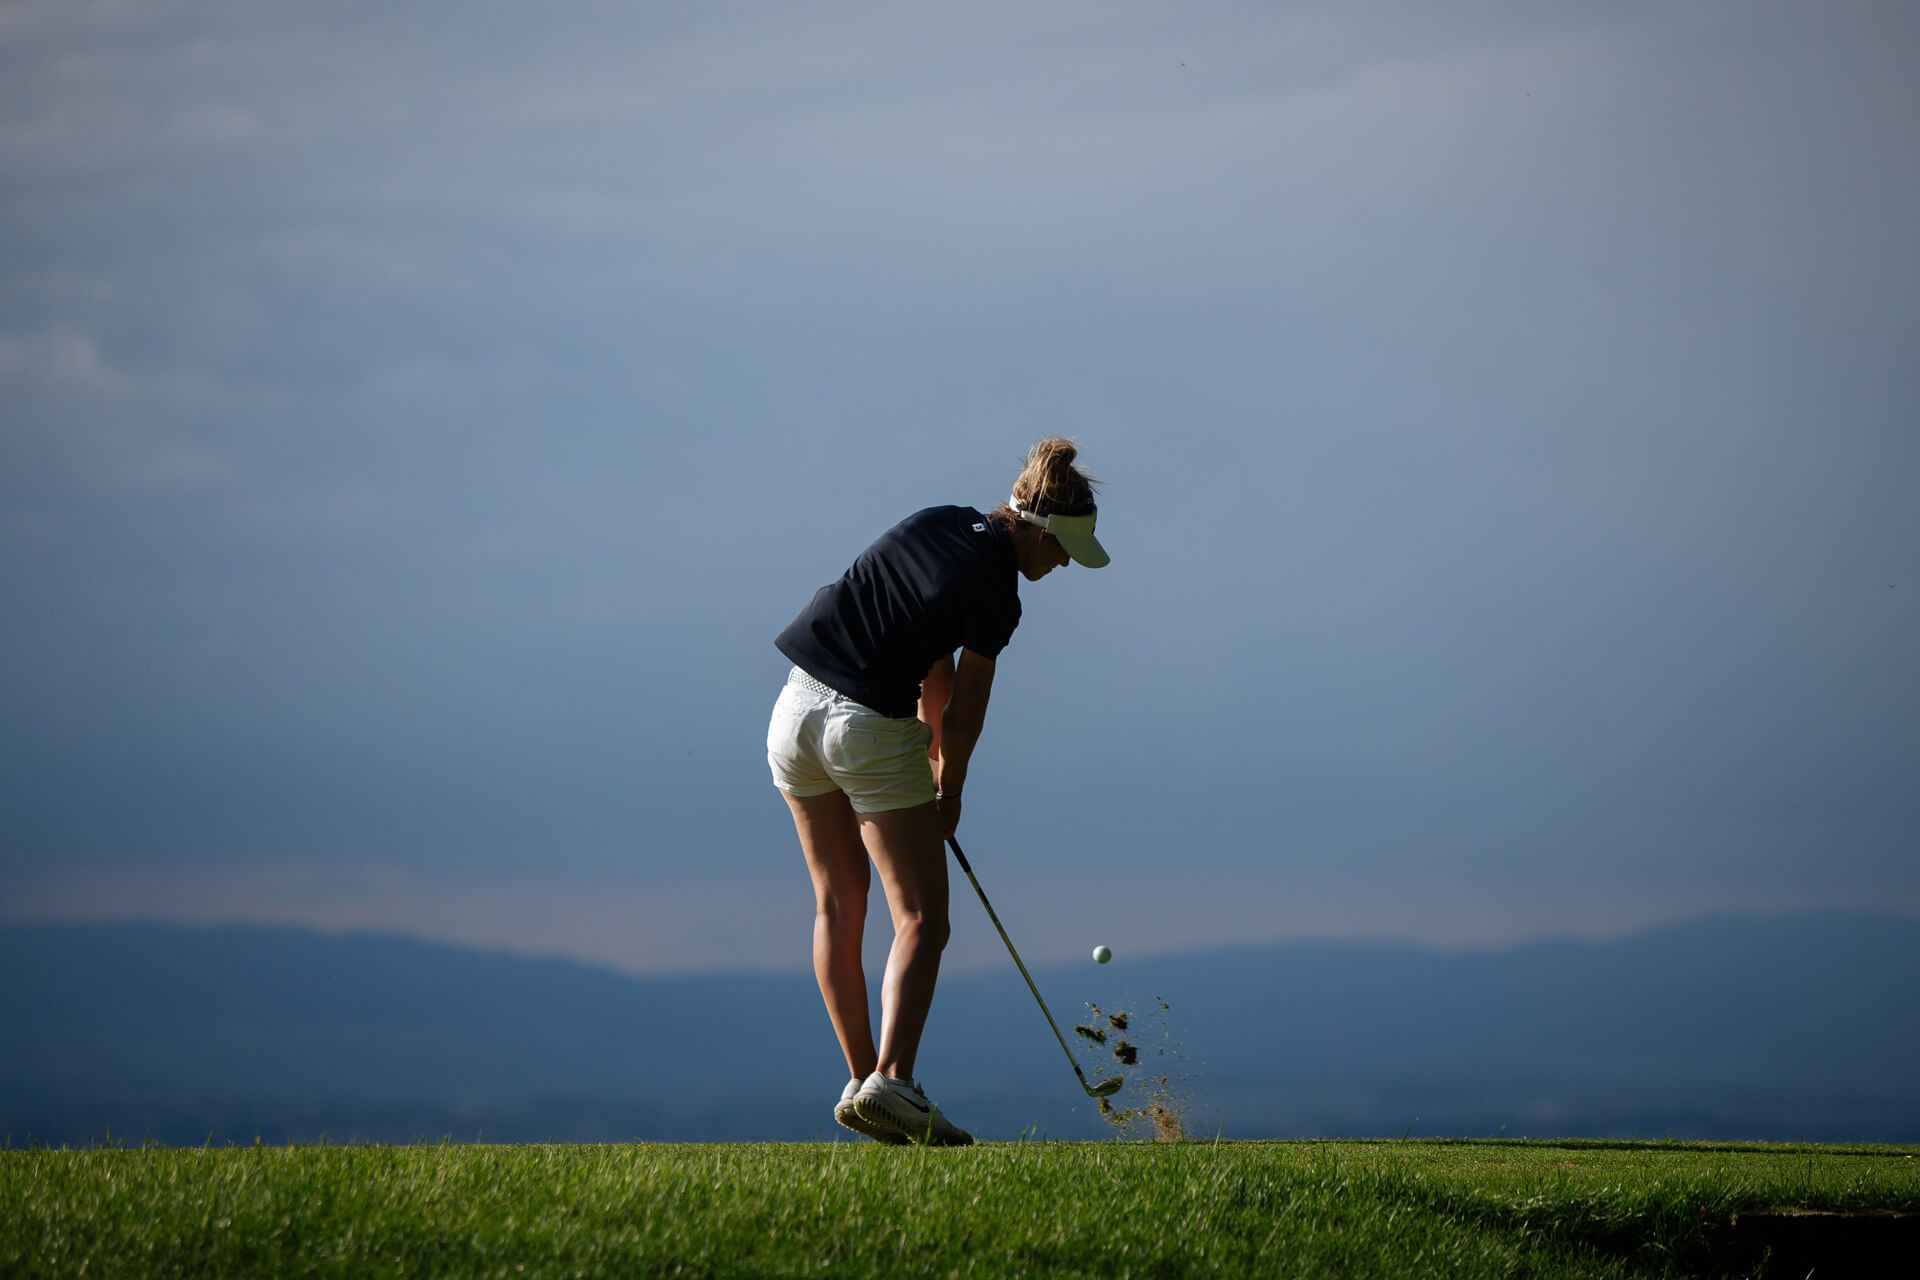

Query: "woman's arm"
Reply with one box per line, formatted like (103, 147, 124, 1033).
(932, 649, 995, 836)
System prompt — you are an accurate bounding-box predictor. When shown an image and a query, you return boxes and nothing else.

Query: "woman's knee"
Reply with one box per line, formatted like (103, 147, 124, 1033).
(894, 908, 951, 953)
(816, 892, 868, 935)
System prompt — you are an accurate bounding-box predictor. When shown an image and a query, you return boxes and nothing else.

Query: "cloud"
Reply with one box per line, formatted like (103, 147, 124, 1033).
(0, 326, 117, 391)
(0, 327, 232, 499)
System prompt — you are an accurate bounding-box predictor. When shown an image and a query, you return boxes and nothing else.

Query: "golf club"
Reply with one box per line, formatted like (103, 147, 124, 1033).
(946, 836, 1125, 1099)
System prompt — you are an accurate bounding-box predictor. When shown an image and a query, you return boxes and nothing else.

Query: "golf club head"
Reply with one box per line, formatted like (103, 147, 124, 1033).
(1089, 1075, 1124, 1098)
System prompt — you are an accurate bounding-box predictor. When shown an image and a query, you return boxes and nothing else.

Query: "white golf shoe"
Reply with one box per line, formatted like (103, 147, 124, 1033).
(851, 1072, 974, 1146)
(835, 1077, 908, 1144)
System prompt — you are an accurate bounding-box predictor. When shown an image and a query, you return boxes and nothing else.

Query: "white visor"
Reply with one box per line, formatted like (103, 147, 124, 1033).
(1010, 495, 1110, 568)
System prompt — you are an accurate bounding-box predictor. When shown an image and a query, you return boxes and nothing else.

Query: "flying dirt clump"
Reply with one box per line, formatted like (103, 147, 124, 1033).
(1081, 998, 1191, 1141)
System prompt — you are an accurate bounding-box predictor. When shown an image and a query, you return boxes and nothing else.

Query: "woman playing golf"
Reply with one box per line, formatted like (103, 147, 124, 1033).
(767, 438, 1109, 1145)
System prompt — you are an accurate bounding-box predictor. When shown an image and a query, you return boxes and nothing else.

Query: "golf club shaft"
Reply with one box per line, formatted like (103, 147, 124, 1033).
(946, 836, 1110, 1098)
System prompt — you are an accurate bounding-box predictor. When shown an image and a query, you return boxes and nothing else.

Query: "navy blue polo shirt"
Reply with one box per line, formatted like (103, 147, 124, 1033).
(776, 506, 1022, 718)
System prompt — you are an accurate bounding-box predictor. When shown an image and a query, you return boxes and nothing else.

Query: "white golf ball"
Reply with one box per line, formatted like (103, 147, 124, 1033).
(1092, 945, 1112, 965)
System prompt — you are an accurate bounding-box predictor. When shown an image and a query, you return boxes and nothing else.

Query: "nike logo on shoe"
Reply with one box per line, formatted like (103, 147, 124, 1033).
(881, 1077, 931, 1113)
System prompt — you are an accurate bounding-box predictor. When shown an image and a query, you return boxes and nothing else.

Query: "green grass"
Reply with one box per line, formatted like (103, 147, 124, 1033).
(4, 1138, 1916, 1278)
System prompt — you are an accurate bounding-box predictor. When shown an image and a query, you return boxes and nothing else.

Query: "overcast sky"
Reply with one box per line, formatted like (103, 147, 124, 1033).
(3, 0, 1916, 977)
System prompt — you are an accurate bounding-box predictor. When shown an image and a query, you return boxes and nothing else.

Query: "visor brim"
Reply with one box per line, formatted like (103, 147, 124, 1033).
(1056, 530, 1110, 569)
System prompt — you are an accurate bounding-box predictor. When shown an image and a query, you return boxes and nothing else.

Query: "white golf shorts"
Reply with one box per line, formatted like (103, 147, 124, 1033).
(767, 667, 936, 814)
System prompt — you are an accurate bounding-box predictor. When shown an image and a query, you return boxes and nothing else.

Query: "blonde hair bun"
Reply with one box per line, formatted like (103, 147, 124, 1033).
(1009, 436, 1100, 518)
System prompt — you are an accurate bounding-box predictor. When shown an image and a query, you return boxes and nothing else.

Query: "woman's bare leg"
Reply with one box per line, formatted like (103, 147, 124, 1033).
(782, 789, 877, 1080)
(859, 801, 949, 1081)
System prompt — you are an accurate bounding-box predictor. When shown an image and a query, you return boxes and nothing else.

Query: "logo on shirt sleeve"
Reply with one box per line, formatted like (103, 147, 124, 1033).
(973, 522, 986, 532)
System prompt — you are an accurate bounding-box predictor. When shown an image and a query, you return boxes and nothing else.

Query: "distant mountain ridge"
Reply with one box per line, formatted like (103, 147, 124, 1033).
(4, 913, 1917, 1145)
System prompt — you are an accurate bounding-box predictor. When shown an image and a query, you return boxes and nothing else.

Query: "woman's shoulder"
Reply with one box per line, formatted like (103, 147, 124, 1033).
(871, 506, 1013, 576)
(880, 504, 996, 543)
